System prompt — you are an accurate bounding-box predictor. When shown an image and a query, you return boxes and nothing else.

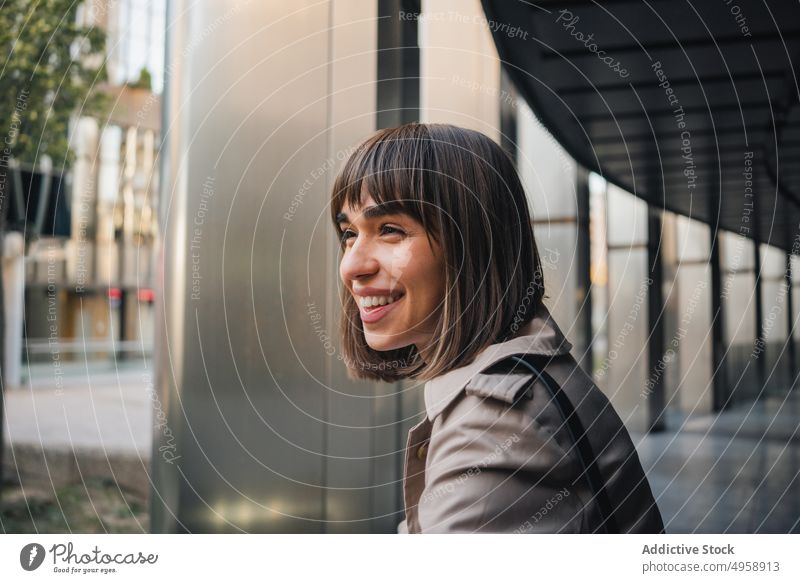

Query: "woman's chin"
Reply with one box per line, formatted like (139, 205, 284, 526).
(364, 334, 408, 353)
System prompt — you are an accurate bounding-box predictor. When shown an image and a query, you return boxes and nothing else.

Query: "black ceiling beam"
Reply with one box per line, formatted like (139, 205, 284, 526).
(541, 30, 800, 60)
(556, 70, 786, 96)
(575, 102, 770, 122)
(481, 0, 800, 253)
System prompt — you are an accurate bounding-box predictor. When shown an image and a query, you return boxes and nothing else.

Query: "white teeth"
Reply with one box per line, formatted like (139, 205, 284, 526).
(358, 294, 402, 308)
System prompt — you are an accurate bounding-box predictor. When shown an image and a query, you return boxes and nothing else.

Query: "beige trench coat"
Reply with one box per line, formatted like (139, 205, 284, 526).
(398, 304, 665, 533)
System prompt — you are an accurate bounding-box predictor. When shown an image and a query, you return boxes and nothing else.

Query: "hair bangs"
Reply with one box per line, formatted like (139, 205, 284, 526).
(331, 124, 441, 243)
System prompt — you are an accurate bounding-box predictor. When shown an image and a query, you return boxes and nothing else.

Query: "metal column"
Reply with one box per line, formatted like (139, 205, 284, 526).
(376, 0, 419, 129)
(152, 0, 389, 533)
(753, 199, 767, 396)
(786, 253, 797, 387)
(709, 222, 728, 411)
(575, 166, 593, 375)
(647, 206, 666, 432)
(499, 68, 518, 160)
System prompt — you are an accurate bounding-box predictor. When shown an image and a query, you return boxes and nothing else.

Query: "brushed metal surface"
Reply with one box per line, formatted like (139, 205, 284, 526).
(150, 0, 410, 533)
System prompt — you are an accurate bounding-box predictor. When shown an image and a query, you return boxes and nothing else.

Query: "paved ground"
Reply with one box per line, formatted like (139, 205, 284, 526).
(2, 360, 153, 499)
(4, 361, 152, 454)
(635, 391, 800, 533)
(3, 359, 799, 533)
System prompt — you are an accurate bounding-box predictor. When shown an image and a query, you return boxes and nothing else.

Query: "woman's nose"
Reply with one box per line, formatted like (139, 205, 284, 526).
(340, 237, 380, 281)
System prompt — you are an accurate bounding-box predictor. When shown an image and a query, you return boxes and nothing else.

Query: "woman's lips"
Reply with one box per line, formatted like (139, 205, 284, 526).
(359, 295, 404, 324)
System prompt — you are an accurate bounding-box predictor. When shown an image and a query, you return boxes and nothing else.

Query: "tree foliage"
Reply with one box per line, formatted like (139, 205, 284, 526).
(1, 0, 108, 167)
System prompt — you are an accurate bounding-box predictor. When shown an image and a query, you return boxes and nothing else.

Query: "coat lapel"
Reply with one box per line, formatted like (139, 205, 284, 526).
(423, 303, 573, 420)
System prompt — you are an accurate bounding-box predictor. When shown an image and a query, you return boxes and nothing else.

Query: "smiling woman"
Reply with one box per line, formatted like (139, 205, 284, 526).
(331, 122, 544, 382)
(329, 122, 664, 534)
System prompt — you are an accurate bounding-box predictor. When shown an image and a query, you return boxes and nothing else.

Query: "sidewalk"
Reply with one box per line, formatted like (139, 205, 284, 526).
(2, 360, 154, 498)
(634, 390, 800, 533)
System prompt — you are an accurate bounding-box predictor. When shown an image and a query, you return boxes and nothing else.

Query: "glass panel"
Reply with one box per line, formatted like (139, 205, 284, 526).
(761, 245, 786, 279)
(762, 279, 789, 341)
(761, 261, 791, 396)
(675, 214, 710, 262)
(720, 231, 754, 271)
(793, 286, 800, 341)
(533, 223, 578, 336)
(606, 184, 648, 247)
(672, 263, 713, 415)
(724, 271, 757, 343)
(517, 101, 577, 219)
(723, 270, 759, 404)
(791, 255, 800, 285)
(604, 248, 649, 433)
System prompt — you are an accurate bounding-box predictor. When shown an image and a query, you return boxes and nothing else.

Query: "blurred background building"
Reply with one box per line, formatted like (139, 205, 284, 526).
(8, 0, 164, 379)
(1, 0, 164, 532)
(2, 0, 798, 534)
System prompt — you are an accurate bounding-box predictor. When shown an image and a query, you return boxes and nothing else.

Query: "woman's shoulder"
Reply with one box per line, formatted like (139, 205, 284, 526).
(418, 353, 590, 532)
(423, 349, 586, 421)
(428, 352, 587, 467)
(425, 350, 607, 481)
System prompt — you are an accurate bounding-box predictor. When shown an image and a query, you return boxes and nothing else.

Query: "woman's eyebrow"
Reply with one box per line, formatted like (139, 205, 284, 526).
(336, 200, 408, 225)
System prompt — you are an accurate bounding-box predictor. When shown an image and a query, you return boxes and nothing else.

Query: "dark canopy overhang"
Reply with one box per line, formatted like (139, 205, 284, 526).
(482, 0, 800, 252)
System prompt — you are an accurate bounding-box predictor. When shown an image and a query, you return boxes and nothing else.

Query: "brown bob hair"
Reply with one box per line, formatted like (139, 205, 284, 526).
(330, 122, 545, 382)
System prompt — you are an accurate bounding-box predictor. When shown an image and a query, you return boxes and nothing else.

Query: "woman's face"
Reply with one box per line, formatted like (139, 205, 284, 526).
(337, 191, 446, 358)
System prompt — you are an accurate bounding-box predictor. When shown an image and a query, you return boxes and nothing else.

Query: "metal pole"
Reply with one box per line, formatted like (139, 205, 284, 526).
(753, 202, 766, 397)
(647, 206, 666, 432)
(576, 166, 593, 375)
(709, 223, 728, 411)
(786, 253, 797, 388)
(499, 68, 518, 161)
(376, 0, 420, 129)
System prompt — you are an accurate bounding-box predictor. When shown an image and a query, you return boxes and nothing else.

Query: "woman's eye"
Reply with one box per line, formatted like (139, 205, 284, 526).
(340, 225, 403, 244)
(380, 225, 404, 236)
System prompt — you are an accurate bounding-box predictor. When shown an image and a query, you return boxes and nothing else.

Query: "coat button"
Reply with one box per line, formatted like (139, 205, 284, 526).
(416, 442, 428, 460)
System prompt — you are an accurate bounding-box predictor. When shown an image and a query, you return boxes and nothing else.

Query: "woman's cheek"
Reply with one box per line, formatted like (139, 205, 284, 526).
(388, 244, 413, 283)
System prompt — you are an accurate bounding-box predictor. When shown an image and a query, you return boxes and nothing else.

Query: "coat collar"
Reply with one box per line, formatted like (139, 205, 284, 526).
(423, 303, 573, 421)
